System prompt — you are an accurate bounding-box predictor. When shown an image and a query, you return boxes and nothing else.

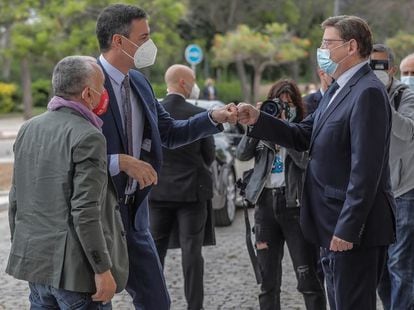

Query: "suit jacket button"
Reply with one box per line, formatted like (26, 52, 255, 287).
(121, 231, 127, 237)
(308, 156, 312, 161)
(115, 205, 120, 211)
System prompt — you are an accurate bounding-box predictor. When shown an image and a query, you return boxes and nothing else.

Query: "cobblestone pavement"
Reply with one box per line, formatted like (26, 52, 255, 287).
(0, 206, 384, 310)
(0, 207, 308, 309)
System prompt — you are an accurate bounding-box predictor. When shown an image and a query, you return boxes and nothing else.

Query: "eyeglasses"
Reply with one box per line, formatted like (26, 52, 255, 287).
(320, 39, 345, 48)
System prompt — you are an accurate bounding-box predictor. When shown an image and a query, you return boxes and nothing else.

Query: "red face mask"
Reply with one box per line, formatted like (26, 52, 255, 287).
(92, 88, 109, 115)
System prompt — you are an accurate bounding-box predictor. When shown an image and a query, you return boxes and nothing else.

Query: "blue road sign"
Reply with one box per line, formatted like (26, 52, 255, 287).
(185, 44, 203, 65)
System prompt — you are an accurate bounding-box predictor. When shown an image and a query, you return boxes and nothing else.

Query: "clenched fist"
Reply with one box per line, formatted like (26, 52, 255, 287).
(237, 103, 260, 125)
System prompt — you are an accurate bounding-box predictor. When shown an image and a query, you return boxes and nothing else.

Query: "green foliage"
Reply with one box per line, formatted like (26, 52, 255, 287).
(212, 23, 309, 68)
(151, 82, 167, 99)
(386, 32, 414, 66)
(0, 82, 17, 113)
(215, 80, 243, 103)
(32, 79, 52, 107)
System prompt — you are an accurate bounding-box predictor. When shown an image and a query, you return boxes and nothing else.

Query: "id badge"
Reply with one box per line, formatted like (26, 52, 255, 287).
(142, 138, 152, 152)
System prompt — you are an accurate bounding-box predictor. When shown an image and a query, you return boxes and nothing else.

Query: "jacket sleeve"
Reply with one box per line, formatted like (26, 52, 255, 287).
(391, 88, 414, 141)
(248, 112, 313, 152)
(200, 136, 216, 166)
(71, 131, 112, 274)
(236, 134, 260, 161)
(156, 100, 223, 149)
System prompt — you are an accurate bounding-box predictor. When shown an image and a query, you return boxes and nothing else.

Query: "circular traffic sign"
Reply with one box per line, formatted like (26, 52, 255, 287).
(185, 44, 203, 65)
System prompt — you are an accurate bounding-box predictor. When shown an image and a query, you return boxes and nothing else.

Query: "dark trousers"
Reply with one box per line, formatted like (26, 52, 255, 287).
(150, 201, 208, 310)
(320, 245, 387, 310)
(120, 203, 171, 310)
(254, 188, 326, 310)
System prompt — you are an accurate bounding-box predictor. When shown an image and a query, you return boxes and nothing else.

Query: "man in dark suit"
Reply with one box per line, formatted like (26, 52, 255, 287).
(149, 64, 215, 310)
(95, 5, 237, 309)
(237, 15, 395, 310)
(304, 68, 333, 115)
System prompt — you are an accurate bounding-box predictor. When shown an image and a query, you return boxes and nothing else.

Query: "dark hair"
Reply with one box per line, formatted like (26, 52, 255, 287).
(96, 4, 147, 52)
(267, 79, 305, 121)
(372, 43, 395, 67)
(322, 15, 373, 58)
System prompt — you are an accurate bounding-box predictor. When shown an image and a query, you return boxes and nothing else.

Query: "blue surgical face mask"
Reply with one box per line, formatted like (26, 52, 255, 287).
(317, 41, 349, 76)
(401, 76, 414, 91)
(317, 48, 338, 75)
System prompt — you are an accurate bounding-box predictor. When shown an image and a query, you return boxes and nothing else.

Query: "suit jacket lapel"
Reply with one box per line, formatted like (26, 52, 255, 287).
(98, 60, 128, 152)
(309, 64, 371, 151)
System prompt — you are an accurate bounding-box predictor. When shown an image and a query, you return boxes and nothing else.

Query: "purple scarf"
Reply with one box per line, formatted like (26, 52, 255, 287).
(47, 96, 103, 130)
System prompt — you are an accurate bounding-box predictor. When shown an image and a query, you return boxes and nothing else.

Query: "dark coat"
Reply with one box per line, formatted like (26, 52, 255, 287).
(149, 94, 215, 202)
(248, 64, 396, 248)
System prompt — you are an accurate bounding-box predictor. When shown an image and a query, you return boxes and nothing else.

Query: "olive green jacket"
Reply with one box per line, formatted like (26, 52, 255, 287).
(6, 108, 128, 293)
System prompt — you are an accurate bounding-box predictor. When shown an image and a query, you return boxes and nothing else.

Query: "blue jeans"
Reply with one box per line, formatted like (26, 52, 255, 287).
(29, 282, 111, 310)
(378, 188, 414, 310)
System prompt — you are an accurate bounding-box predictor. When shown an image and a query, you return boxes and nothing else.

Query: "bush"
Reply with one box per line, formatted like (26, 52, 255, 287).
(0, 82, 17, 113)
(215, 80, 243, 103)
(151, 82, 167, 100)
(32, 79, 52, 107)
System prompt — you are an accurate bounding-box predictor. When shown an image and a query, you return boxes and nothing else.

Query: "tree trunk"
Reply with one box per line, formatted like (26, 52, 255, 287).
(252, 67, 263, 103)
(21, 56, 33, 120)
(235, 57, 250, 103)
(1, 26, 12, 81)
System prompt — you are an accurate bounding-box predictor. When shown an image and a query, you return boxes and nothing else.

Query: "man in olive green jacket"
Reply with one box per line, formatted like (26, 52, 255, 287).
(6, 56, 128, 309)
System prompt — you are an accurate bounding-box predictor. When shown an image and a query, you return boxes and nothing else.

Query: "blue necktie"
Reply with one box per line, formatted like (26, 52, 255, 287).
(316, 81, 339, 122)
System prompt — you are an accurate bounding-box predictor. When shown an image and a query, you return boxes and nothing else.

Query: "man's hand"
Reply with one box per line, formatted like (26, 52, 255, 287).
(330, 235, 353, 252)
(119, 154, 158, 189)
(211, 103, 238, 124)
(92, 270, 116, 303)
(237, 103, 260, 125)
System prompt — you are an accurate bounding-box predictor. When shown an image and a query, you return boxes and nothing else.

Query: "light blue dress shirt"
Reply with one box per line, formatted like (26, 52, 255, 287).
(100, 55, 144, 194)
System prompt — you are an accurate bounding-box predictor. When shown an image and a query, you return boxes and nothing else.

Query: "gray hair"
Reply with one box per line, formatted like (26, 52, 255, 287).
(52, 56, 99, 98)
(372, 44, 395, 67)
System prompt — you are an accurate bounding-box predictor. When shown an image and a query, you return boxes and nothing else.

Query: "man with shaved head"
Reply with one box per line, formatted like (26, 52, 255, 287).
(400, 53, 414, 91)
(149, 64, 215, 310)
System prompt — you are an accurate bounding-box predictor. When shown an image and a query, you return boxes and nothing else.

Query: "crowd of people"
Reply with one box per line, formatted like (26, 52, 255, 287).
(5, 3, 414, 310)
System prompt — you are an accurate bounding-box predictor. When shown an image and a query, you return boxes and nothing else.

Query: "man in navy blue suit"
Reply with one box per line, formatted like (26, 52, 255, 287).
(237, 15, 395, 310)
(95, 4, 237, 309)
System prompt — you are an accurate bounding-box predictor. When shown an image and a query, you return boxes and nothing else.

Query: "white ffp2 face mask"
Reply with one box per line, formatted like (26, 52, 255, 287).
(122, 36, 157, 69)
(373, 70, 390, 86)
(189, 84, 200, 100)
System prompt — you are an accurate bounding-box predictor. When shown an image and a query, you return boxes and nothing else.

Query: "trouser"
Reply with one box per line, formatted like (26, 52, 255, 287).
(254, 188, 326, 310)
(150, 200, 208, 310)
(377, 188, 414, 310)
(28, 282, 110, 310)
(120, 202, 171, 310)
(321, 245, 387, 310)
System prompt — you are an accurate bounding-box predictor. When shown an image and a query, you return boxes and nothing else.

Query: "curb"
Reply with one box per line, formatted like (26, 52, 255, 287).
(0, 132, 17, 140)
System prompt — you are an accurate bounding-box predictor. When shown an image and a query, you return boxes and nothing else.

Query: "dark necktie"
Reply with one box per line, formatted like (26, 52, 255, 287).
(121, 75, 133, 156)
(121, 75, 134, 190)
(316, 81, 339, 122)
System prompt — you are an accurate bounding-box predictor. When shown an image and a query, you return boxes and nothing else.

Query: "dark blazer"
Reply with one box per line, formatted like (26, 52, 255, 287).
(149, 94, 215, 202)
(98, 63, 222, 229)
(303, 90, 323, 115)
(248, 64, 396, 248)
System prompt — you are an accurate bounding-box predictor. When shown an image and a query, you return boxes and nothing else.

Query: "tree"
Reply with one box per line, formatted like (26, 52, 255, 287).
(212, 23, 309, 102)
(386, 32, 414, 66)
